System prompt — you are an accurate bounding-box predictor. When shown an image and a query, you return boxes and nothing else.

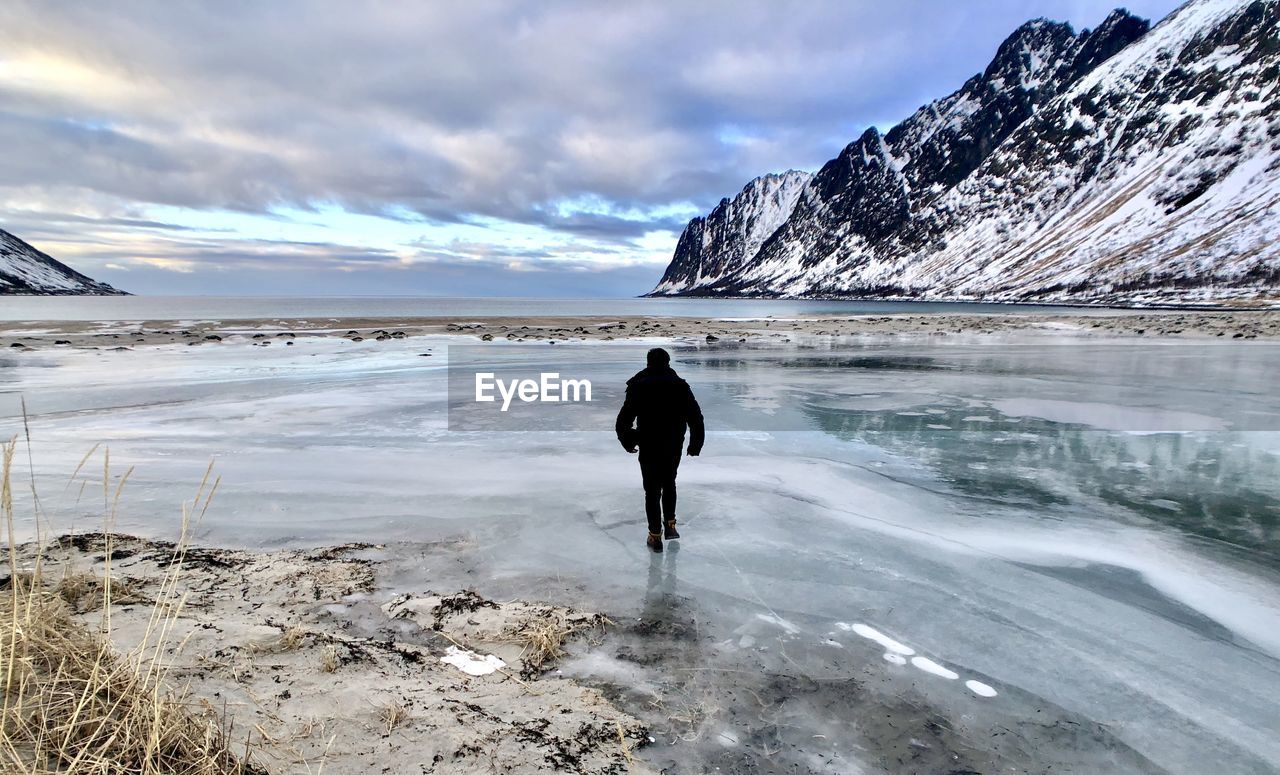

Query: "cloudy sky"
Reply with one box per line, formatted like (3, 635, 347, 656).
(0, 0, 1182, 297)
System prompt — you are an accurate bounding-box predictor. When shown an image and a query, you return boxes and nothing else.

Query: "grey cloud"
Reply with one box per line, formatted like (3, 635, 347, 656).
(68, 231, 660, 297)
(1, 210, 217, 233)
(0, 0, 1184, 294)
(103, 259, 660, 297)
(23, 219, 646, 277)
(73, 238, 402, 272)
(492, 210, 691, 240)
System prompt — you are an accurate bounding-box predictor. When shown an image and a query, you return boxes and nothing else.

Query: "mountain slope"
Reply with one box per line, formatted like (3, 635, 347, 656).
(654, 170, 811, 293)
(652, 0, 1280, 306)
(0, 228, 125, 295)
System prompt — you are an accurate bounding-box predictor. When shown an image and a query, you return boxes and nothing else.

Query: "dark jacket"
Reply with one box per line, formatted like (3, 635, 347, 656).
(615, 365, 705, 453)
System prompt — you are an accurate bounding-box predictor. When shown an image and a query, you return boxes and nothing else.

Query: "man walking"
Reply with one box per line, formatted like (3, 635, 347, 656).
(616, 347, 704, 553)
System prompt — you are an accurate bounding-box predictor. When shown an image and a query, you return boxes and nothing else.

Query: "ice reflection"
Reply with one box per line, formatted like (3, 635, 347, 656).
(643, 543, 680, 627)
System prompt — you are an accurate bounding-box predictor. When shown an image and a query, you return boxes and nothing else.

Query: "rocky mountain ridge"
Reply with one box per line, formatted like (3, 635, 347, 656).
(652, 0, 1280, 307)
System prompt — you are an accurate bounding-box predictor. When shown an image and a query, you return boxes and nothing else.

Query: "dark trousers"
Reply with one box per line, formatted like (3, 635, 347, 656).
(638, 440, 683, 535)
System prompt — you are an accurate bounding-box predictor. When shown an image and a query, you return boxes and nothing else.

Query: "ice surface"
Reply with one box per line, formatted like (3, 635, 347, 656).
(2, 333, 1278, 773)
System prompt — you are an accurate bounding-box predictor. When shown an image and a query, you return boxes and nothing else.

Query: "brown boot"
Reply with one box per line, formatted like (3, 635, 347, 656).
(646, 532, 663, 553)
(664, 520, 680, 540)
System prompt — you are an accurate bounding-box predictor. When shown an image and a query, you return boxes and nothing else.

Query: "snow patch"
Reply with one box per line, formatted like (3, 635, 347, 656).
(440, 646, 506, 676)
(911, 657, 959, 680)
(840, 622, 915, 655)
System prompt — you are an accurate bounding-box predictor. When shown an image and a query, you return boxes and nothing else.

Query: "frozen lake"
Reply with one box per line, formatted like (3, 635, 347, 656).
(2, 332, 1278, 773)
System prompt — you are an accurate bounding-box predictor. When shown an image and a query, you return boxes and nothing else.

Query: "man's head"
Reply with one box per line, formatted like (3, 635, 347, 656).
(646, 347, 671, 368)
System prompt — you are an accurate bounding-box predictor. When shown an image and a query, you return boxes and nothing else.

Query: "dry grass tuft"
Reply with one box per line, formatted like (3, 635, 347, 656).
(0, 578, 261, 774)
(279, 625, 307, 651)
(374, 699, 409, 734)
(319, 645, 339, 674)
(503, 609, 611, 676)
(666, 693, 717, 743)
(0, 438, 265, 774)
(250, 624, 308, 655)
(55, 571, 144, 613)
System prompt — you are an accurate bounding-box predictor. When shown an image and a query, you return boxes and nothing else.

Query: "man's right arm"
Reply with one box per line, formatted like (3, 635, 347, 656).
(615, 386, 638, 452)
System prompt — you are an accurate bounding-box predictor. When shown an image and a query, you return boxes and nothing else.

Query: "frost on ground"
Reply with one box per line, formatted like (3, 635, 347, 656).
(6, 533, 652, 775)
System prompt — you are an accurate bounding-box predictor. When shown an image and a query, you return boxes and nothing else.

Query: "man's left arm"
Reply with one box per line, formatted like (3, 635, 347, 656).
(685, 383, 705, 456)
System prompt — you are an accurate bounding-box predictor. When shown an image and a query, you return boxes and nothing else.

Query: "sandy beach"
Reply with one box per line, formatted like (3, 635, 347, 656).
(5, 532, 655, 774)
(5, 526, 1127, 775)
(3, 309, 1279, 351)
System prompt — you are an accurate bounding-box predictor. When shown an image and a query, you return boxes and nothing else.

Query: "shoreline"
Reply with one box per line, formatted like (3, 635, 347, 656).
(8, 529, 1145, 775)
(6, 532, 657, 775)
(8, 523, 1191, 775)
(5, 293, 1279, 313)
(3, 309, 1279, 350)
(640, 292, 1280, 312)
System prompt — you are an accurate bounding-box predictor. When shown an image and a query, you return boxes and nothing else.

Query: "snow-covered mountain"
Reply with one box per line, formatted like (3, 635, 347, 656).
(0, 228, 125, 295)
(652, 0, 1280, 306)
(658, 170, 812, 293)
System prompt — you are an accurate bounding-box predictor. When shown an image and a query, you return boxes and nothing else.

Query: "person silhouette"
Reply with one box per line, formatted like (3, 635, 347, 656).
(615, 347, 704, 553)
